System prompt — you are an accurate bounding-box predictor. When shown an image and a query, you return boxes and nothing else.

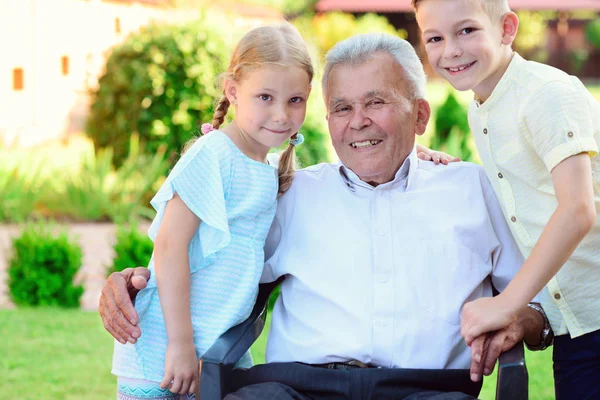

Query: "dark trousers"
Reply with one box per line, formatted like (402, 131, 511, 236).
(224, 362, 482, 400)
(553, 328, 600, 400)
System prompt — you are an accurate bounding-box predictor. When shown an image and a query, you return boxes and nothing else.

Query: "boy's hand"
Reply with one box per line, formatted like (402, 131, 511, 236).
(416, 144, 461, 165)
(461, 296, 518, 346)
(160, 341, 199, 395)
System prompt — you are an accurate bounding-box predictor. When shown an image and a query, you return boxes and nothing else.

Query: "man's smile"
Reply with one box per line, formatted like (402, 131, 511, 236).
(350, 139, 382, 149)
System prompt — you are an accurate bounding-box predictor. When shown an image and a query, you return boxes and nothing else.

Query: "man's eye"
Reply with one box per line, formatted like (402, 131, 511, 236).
(259, 94, 272, 101)
(367, 100, 384, 108)
(334, 106, 350, 113)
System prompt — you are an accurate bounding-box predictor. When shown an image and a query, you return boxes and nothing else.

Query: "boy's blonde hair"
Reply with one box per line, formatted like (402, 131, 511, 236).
(187, 22, 314, 195)
(412, 0, 511, 23)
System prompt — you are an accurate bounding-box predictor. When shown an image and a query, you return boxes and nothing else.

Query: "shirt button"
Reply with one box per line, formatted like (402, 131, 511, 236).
(567, 131, 574, 138)
(498, 172, 503, 179)
(483, 128, 488, 134)
(554, 293, 561, 300)
(379, 275, 388, 283)
(510, 216, 517, 222)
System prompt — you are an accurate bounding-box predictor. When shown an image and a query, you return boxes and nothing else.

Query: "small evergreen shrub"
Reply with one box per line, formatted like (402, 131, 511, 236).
(8, 223, 84, 307)
(109, 224, 153, 276)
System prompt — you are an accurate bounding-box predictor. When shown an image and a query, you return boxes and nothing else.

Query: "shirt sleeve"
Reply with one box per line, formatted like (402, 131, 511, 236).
(524, 79, 598, 172)
(148, 138, 231, 271)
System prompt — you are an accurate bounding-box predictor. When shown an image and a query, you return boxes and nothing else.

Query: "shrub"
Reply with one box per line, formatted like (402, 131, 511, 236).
(87, 19, 230, 168)
(432, 92, 473, 162)
(0, 163, 46, 223)
(8, 223, 84, 307)
(586, 19, 600, 50)
(109, 224, 153, 276)
(45, 136, 168, 223)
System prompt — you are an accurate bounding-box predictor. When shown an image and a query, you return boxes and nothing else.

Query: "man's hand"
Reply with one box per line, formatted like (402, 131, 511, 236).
(98, 267, 150, 344)
(469, 322, 523, 382)
(469, 304, 544, 382)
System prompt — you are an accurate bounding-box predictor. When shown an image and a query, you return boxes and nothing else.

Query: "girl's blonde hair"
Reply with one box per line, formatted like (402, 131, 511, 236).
(187, 22, 314, 195)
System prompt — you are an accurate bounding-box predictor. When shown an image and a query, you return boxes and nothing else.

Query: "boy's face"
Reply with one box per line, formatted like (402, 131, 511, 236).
(416, 0, 510, 100)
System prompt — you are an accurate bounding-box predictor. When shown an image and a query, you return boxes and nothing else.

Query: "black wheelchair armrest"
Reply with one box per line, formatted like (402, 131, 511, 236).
(199, 277, 284, 399)
(495, 340, 528, 400)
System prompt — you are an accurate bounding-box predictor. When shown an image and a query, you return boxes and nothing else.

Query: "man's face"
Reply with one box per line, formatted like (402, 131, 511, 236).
(416, 0, 507, 101)
(326, 52, 426, 186)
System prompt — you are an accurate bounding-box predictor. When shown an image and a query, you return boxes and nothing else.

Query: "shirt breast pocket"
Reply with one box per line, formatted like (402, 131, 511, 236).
(413, 240, 484, 326)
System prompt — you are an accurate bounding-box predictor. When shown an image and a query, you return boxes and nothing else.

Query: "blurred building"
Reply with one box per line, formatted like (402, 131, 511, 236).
(0, 0, 282, 147)
(316, 0, 600, 81)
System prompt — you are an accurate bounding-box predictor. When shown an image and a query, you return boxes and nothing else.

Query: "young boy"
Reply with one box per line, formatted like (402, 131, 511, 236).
(413, 0, 600, 398)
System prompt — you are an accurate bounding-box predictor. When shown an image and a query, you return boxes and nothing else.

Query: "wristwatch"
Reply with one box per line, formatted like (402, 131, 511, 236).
(526, 302, 554, 351)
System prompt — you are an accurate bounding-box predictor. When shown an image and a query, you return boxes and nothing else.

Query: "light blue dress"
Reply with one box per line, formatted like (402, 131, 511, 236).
(112, 130, 278, 384)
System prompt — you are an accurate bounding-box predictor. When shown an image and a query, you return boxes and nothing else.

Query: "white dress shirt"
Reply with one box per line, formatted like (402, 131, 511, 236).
(261, 150, 525, 370)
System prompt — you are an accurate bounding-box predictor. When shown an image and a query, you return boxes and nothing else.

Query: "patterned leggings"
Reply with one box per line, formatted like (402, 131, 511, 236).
(117, 377, 196, 400)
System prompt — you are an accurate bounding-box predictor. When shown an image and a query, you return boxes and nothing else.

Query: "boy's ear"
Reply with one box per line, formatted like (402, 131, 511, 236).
(501, 12, 519, 45)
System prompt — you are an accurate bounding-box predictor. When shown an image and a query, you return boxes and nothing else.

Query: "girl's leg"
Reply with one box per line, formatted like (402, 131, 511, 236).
(553, 329, 600, 400)
(117, 377, 196, 400)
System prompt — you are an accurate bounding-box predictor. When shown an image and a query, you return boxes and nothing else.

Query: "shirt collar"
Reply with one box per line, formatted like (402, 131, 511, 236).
(473, 52, 523, 109)
(337, 148, 418, 192)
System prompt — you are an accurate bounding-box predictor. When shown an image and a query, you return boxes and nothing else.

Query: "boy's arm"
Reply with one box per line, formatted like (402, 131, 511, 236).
(462, 153, 596, 344)
(154, 193, 201, 394)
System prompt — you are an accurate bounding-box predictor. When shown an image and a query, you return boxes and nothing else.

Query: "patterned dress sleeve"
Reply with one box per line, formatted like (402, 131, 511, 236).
(148, 136, 232, 272)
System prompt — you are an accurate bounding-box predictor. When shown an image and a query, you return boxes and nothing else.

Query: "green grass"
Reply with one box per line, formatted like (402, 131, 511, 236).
(1, 308, 554, 399)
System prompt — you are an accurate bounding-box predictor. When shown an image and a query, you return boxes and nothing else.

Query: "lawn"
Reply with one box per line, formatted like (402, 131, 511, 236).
(1, 308, 555, 400)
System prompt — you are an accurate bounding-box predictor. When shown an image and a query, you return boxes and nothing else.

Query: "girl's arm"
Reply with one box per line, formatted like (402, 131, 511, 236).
(415, 144, 461, 164)
(462, 153, 596, 345)
(154, 194, 201, 395)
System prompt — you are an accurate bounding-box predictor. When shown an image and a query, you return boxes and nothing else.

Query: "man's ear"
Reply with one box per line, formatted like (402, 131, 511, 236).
(501, 12, 519, 46)
(224, 79, 238, 105)
(415, 99, 431, 136)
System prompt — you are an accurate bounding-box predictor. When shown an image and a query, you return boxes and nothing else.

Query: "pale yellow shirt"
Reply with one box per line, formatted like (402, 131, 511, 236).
(468, 53, 600, 338)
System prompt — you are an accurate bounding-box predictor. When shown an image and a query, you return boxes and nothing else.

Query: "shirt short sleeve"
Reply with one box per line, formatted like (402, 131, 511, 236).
(148, 136, 232, 271)
(524, 79, 599, 172)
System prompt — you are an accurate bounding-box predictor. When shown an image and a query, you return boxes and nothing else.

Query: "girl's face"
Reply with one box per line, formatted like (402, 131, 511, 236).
(226, 65, 311, 159)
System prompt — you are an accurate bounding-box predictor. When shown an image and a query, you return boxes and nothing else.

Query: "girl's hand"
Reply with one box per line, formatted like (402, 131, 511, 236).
(160, 340, 199, 395)
(416, 144, 461, 165)
(460, 296, 518, 346)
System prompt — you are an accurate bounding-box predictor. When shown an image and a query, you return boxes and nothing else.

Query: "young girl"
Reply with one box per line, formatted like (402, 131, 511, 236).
(111, 22, 313, 399)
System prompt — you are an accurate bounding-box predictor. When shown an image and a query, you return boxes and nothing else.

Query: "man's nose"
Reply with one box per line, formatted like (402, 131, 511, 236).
(348, 105, 371, 130)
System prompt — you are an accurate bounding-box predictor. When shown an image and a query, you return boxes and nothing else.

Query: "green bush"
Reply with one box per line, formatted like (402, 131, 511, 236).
(108, 224, 153, 276)
(87, 19, 229, 167)
(0, 162, 46, 223)
(432, 92, 473, 162)
(8, 223, 84, 307)
(586, 19, 600, 50)
(44, 136, 168, 223)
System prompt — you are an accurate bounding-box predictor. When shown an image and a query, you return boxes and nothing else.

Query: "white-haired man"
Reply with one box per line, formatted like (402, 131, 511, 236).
(100, 34, 550, 399)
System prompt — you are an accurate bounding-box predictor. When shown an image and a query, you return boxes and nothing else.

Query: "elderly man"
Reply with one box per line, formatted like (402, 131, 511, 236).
(100, 34, 550, 399)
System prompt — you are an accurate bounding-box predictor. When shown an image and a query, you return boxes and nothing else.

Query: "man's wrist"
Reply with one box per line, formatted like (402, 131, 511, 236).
(525, 303, 554, 351)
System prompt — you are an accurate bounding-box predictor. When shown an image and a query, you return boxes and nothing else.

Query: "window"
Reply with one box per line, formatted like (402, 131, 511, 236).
(61, 56, 70, 76)
(13, 68, 23, 91)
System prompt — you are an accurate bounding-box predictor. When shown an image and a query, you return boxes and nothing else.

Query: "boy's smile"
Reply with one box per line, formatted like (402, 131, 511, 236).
(416, 0, 517, 102)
